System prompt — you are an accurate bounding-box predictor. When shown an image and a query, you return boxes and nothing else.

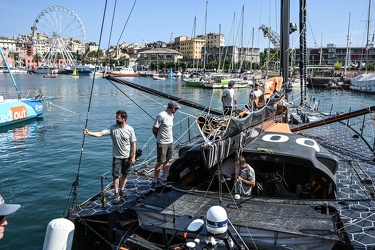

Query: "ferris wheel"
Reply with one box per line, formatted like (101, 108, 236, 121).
(32, 6, 86, 68)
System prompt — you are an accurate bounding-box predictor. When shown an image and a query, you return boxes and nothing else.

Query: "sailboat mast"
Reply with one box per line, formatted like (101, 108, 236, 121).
(0, 47, 21, 99)
(193, 16, 196, 70)
(250, 27, 254, 72)
(232, 13, 236, 72)
(299, 0, 307, 106)
(280, 0, 291, 94)
(219, 24, 221, 71)
(319, 33, 323, 65)
(204, 0, 208, 70)
(365, 0, 371, 74)
(345, 12, 351, 78)
(239, 5, 244, 72)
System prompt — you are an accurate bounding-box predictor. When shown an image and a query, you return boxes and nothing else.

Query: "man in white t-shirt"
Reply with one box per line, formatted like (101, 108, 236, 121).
(311, 98, 319, 111)
(248, 83, 263, 110)
(150, 101, 181, 191)
(221, 80, 237, 115)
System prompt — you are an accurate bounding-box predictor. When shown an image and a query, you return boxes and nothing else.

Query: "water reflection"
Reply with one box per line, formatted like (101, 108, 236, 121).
(0, 118, 44, 152)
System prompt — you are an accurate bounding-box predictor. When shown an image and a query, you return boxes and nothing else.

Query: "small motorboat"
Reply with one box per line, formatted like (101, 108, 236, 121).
(43, 74, 57, 78)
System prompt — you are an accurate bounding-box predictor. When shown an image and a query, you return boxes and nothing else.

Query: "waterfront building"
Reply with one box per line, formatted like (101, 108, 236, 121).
(0, 37, 17, 51)
(197, 32, 225, 48)
(295, 43, 375, 68)
(179, 37, 205, 62)
(137, 48, 183, 69)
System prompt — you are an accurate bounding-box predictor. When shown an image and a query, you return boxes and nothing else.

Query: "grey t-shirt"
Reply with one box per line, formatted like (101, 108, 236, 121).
(235, 164, 256, 195)
(153, 110, 173, 144)
(102, 124, 136, 158)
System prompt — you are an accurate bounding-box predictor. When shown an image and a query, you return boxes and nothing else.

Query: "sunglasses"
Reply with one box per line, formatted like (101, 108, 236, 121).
(0, 216, 5, 222)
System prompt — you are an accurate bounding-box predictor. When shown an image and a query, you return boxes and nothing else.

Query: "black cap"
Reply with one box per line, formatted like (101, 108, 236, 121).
(167, 101, 181, 109)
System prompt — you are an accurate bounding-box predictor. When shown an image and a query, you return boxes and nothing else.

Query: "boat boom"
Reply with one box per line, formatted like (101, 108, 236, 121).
(106, 75, 223, 116)
(291, 105, 375, 132)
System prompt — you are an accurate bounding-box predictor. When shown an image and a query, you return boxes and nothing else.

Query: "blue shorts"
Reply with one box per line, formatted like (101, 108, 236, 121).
(112, 157, 131, 177)
(157, 142, 173, 163)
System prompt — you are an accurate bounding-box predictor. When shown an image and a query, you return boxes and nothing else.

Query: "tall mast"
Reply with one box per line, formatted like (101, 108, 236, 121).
(232, 13, 236, 72)
(204, 0, 208, 70)
(239, 5, 244, 72)
(280, 0, 291, 95)
(319, 33, 323, 65)
(193, 16, 196, 70)
(298, 0, 307, 106)
(365, 0, 371, 74)
(250, 27, 254, 72)
(345, 12, 351, 78)
(219, 24, 221, 71)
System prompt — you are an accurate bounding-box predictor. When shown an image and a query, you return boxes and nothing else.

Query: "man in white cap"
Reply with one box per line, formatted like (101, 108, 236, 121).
(0, 194, 20, 239)
(151, 101, 181, 191)
(221, 80, 237, 115)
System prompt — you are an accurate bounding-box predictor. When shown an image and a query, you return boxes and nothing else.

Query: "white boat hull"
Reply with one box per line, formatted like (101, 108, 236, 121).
(350, 73, 375, 93)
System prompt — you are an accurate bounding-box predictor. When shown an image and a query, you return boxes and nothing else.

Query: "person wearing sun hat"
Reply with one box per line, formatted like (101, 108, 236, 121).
(0, 194, 21, 239)
(151, 100, 181, 191)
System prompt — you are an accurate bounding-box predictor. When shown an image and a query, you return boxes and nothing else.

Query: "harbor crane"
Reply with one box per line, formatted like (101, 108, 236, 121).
(259, 24, 280, 47)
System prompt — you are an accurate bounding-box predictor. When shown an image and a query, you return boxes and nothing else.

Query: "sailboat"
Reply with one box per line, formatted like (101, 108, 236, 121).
(0, 47, 55, 127)
(42, 1, 375, 249)
(71, 67, 79, 78)
(349, 0, 375, 93)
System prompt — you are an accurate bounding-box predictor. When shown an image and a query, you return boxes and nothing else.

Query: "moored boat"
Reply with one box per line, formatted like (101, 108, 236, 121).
(43, 74, 57, 78)
(32, 65, 58, 74)
(152, 73, 165, 80)
(105, 67, 139, 77)
(349, 73, 375, 93)
(0, 47, 56, 127)
(64, 65, 95, 76)
(50, 1, 375, 249)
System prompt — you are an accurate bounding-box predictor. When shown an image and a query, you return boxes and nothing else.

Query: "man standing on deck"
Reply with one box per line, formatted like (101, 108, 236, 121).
(247, 82, 263, 111)
(83, 110, 136, 203)
(0, 194, 20, 240)
(150, 101, 181, 191)
(221, 80, 238, 115)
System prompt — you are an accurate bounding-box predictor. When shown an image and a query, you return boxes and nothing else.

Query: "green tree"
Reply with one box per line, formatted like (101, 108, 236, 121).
(334, 61, 343, 70)
(33, 54, 41, 66)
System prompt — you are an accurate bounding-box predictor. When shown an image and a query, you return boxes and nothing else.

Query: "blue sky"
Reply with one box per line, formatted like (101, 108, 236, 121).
(0, 0, 373, 51)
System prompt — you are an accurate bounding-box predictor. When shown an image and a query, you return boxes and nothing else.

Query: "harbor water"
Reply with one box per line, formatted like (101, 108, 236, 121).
(1, 74, 375, 249)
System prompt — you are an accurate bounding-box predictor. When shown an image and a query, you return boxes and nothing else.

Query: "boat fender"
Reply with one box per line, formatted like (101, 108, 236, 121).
(42, 218, 75, 250)
(187, 219, 204, 232)
(186, 241, 196, 249)
(206, 206, 227, 234)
